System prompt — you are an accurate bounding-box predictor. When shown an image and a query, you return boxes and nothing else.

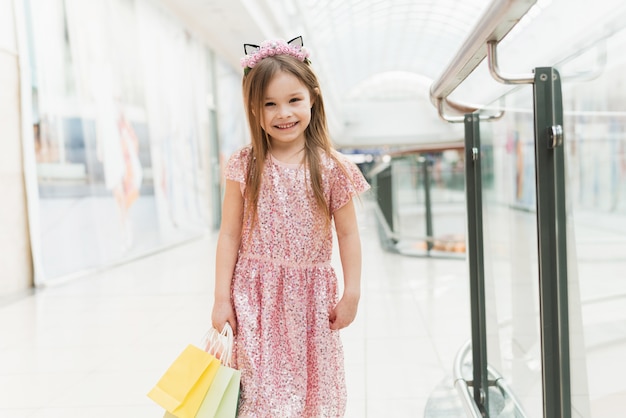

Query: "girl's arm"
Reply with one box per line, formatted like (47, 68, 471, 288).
(329, 198, 362, 330)
(212, 179, 244, 333)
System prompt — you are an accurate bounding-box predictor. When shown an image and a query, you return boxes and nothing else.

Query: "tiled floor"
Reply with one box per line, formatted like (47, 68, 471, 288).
(0, 200, 472, 417)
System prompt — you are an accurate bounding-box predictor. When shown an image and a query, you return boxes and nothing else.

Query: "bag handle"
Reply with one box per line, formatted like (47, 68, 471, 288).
(202, 323, 235, 368)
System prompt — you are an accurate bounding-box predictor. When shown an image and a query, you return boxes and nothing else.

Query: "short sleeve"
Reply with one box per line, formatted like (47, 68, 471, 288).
(329, 152, 371, 213)
(225, 146, 251, 184)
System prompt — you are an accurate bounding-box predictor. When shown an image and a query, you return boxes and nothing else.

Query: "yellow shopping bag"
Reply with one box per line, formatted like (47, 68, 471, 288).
(148, 344, 220, 418)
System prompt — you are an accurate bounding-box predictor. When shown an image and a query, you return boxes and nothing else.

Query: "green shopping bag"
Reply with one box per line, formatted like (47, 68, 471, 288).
(148, 344, 220, 418)
(215, 366, 241, 418)
(195, 364, 241, 417)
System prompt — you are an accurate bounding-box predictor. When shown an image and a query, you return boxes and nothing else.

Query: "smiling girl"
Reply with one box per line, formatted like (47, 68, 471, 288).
(211, 37, 370, 417)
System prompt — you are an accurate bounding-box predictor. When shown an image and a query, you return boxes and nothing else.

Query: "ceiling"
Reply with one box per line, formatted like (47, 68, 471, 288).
(157, 0, 498, 145)
(161, 0, 492, 102)
(159, 0, 626, 146)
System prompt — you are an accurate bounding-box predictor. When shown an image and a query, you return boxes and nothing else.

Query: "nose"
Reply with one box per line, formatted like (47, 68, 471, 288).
(277, 105, 291, 118)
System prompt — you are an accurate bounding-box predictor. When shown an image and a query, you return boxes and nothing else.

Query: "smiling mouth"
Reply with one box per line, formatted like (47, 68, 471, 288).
(275, 122, 298, 129)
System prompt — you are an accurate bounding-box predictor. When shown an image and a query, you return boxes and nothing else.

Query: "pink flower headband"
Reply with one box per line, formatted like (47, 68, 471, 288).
(241, 36, 311, 75)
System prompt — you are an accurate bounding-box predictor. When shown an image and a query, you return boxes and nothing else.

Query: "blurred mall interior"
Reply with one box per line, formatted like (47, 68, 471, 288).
(1, 0, 626, 416)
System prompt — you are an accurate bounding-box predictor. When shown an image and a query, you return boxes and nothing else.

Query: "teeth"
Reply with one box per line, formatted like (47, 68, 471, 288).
(277, 122, 296, 129)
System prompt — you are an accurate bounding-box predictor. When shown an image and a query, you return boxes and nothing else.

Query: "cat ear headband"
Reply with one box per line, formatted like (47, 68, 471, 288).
(241, 36, 311, 75)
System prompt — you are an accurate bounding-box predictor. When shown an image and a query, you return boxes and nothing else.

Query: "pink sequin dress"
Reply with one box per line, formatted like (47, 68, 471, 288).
(225, 146, 370, 418)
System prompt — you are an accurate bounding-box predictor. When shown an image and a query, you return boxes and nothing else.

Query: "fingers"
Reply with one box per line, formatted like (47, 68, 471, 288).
(330, 316, 350, 330)
(211, 301, 237, 334)
(329, 309, 347, 330)
(228, 318, 238, 335)
(211, 312, 225, 331)
(329, 299, 358, 330)
(212, 316, 237, 335)
(328, 308, 337, 330)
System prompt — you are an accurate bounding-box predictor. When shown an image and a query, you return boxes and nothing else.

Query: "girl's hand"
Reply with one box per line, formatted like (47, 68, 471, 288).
(211, 299, 237, 334)
(329, 294, 360, 330)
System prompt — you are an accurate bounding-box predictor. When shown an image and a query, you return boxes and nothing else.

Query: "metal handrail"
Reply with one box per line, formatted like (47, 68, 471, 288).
(487, 40, 534, 84)
(430, 0, 538, 119)
(453, 340, 483, 418)
(490, 367, 528, 417)
(453, 339, 528, 417)
(436, 98, 505, 124)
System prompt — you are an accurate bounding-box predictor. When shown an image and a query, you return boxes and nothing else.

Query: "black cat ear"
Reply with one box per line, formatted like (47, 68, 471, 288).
(287, 36, 303, 49)
(244, 44, 260, 55)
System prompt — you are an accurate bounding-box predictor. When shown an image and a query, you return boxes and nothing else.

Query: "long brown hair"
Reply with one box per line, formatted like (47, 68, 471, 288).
(242, 54, 341, 229)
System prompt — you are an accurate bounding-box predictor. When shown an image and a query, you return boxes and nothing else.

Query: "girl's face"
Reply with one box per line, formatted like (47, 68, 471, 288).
(261, 70, 313, 150)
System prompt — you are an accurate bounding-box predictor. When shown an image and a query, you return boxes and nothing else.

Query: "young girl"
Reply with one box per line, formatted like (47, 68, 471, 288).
(211, 36, 370, 417)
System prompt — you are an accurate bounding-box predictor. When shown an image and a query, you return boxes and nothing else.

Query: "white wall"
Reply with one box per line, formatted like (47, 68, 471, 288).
(0, 0, 33, 298)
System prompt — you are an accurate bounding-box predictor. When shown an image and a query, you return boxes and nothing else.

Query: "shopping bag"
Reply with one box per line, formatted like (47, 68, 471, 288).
(148, 344, 220, 418)
(195, 323, 241, 418)
(196, 365, 241, 417)
(214, 367, 241, 418)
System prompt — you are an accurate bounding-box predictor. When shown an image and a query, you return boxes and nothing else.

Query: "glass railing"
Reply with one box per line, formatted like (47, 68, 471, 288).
(369, 151, 467, 258)
(478, 89, 544, 417)
(476, 21, 626, 416)
(427, 0, 626, 416)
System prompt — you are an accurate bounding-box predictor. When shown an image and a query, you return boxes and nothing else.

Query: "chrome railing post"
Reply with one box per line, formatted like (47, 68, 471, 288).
(464, 113, 489, 414)
(532, 67, 571, 418)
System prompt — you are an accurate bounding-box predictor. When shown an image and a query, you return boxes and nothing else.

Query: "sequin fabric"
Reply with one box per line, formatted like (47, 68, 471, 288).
(225, 146, 370, 418)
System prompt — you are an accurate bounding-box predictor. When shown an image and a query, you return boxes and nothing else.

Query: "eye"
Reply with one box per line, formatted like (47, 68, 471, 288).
(264, 102, 275, 107)
(289, 98, 301, 103)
